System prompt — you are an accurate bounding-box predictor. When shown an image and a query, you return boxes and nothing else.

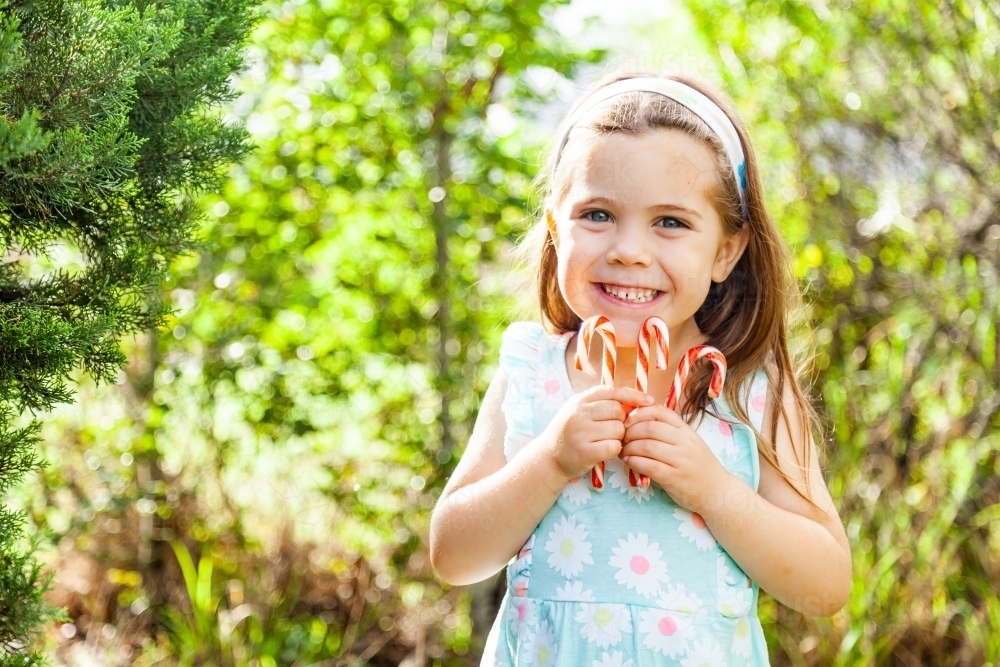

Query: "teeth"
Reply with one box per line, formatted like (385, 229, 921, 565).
(602, 284, 659, 303)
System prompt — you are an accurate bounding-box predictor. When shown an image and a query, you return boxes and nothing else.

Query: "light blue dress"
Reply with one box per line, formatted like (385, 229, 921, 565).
(482, 322, 772, 667)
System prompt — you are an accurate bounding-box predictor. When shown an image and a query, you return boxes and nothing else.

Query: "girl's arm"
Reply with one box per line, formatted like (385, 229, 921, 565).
(429, 371, 651, 586)
(429, 371, 567, 585)
(621, 375, 851, 616)
(699, 378, 852, 616)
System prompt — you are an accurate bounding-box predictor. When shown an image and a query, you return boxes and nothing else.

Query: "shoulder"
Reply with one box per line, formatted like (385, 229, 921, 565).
(501, 321, 545, 348)
(499, 322, 547, 369)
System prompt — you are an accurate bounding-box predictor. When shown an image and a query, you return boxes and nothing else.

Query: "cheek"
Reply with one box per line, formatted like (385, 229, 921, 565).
(555, 242, 594, 313)
(660, 247, 715, 297)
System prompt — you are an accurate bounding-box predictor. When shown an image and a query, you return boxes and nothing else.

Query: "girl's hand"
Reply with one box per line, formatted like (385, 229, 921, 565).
(621, 405, 731, 513)
(542, 386, 654, 481)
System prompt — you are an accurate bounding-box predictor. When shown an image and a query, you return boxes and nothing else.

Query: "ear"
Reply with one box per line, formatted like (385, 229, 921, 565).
(712, 225, 749, 282)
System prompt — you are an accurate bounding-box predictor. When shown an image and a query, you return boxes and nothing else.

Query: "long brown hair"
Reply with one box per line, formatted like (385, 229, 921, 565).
(524, 70, 825, 509)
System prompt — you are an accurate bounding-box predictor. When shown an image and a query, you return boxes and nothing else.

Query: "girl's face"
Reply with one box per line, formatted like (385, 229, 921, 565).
(551, 128, 748, 345)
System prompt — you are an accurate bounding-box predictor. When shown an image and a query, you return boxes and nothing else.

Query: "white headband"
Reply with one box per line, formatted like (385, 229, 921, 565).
(552, 78, 748, 211)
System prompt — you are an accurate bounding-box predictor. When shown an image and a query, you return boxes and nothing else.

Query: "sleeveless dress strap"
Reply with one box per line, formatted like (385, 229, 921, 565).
(498, 322, 545, 462)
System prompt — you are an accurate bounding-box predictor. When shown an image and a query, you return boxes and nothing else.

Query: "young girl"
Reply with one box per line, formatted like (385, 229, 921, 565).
(430, 71, 851, 666)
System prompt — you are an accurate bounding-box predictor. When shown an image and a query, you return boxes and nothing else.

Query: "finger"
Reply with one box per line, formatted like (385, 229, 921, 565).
(596, 420, 626, 443)
(593, 439, 623, 460)
(623, 419, 679, 444)
(581, 385, 653, 407)
(609, 387, 655, 407)
(588, 400, 627, 422)
(621, 454, 672, 481)
(580, 384, 619, 401)
(624, 404, 683, 428)
(620, 438, 670, 462)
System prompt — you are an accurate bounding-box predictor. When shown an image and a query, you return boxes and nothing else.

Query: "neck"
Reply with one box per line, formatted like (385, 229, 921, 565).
(566, 318, 708, 404)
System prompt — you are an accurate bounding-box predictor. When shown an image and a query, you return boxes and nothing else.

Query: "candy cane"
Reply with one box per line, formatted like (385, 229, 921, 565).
(573, 316, 616, 489)
(665, 345, 727, 412)
(629, 317, 670, 488)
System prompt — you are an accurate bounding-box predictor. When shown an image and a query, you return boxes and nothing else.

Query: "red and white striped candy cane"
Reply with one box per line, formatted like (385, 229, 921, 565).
(574, 315, 616, 385)
(573, 315, 616, 489)
(665, 345, 727, 411)
(629, 316, 670, 488)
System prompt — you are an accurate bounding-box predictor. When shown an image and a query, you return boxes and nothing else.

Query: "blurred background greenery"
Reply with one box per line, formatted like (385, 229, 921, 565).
(13, 0, 1000, 664)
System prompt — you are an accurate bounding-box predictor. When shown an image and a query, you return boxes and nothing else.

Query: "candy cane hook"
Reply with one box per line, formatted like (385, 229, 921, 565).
(574, 316, 616, 489)
(665, 345, 727, 412)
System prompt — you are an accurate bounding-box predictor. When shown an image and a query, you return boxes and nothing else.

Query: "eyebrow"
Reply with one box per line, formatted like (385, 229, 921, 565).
(575, 196, 703, 221)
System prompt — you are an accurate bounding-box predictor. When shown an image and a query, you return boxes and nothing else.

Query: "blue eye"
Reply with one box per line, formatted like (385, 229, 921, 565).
(655, 217, 685, 229)
(583, 210, 612, 223)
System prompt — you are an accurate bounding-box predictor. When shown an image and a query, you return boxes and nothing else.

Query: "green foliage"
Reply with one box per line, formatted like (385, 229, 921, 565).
(24, 0, 598, 663)
(161, 541, 349, 665)
(21, 0, 1000, 665)
(687, 0, 1000, 663)
(0, 0, 258, 659)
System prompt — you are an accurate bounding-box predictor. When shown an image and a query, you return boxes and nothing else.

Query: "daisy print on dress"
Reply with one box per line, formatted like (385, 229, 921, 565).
(592, 651, 634, 667)
(710, 415, 740, 458)
(544, 515, 594, 578)
(554, 579, 596, 602)
(609, 532, 670, 598)
(510, 572, 530, 598)
(681, 638, 727, 667)
(658, 583, 704, 615)
(503, 596, 537, 638)
(639, 583, 703, 658)
(536, 368, 567, 413)
(605, 457, 654, 503)
(561, 476, 592, 507)
(518, 534, 534, 558)
(674, 507, 717, 551)
(575, 603, 632, 648)
(509, 534, 534, 598)
(638, 606, 696, 658)
(718, 550, 750, 589)
(717, 552, 739, 587)
(718, 585, 752, 618)
(730, 614, 753, 659)
(521, 620, 557, 667)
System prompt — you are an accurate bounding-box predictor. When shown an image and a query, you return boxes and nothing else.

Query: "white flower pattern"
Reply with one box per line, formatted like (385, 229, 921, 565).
(638, 584, 704, 658)
(592, 651, 634, 667)
(605, 457, 654, 503)
(561, 476, 592, 507)
(491, 325, 770, 665)
(681, 638, 727, 667)
(575, 603, 632, 648)
(537, 369, 569, 412)
(731, 615, 753, 658)
(709, 415, 740, 458)
(544, 515, 594, 578)
(658, 583, 704, 615)
(554, 580, 597, 602)
(719, 586, 752, 618)
(522, 621, 558, 666)
(608, 532, 670, 598)
(639, 607, 696, 658)
(504, 597, 537, 637)
(675, 507, 717, 551)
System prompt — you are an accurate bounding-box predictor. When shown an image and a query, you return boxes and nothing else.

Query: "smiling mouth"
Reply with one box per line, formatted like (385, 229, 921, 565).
(600, 283, 662, 303)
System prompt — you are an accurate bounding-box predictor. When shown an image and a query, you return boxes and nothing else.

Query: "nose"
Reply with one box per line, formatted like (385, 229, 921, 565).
(605, 220, 651, 267)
